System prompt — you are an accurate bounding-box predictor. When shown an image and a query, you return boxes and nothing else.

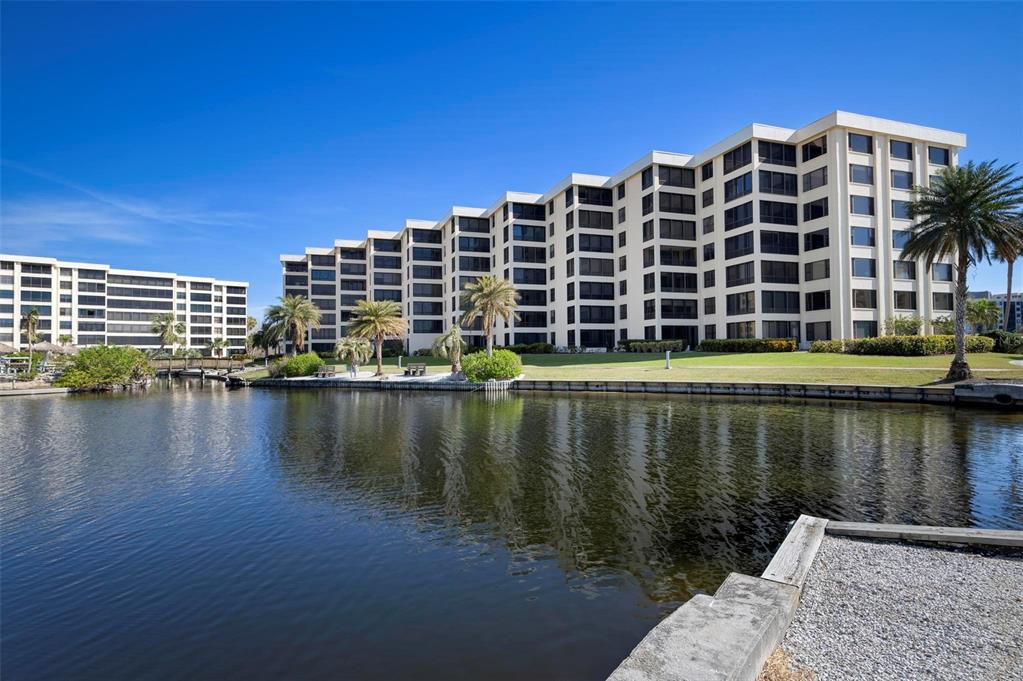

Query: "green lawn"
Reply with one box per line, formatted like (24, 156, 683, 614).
(238, 351, 1023, 387)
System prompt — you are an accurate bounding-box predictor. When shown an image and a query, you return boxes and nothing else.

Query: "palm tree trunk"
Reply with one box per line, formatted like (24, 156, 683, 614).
(27, 340, 33, 374)
(1005, 258, 1014, 332)
(375, 336, 384, 376)
(948, 254, 973, 382)
(485, 321, 494, 358)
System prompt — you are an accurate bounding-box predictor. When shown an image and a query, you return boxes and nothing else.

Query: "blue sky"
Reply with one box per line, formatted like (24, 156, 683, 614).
(2, 1, 1021, 315)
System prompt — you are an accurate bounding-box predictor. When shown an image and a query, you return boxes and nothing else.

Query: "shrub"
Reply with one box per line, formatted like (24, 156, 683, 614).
(55, 345, 153, 390)
(502, 342, 554, 355)
(809, 340, 845, 353)
(280, 352, 324, 377)
(616, 339, 647, 352)
(843, 334, 993, 356)
(884, 315, 923, 336)
(630, 340, 690, 353)
(983, 330, 1023, 354)
(931, 316, 955, 335)
(697, 338, 796, 353)
(413, 348, 434, 357)
(461, 349, 522, 382)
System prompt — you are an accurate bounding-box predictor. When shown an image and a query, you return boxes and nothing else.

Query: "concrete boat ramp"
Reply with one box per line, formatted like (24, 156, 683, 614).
(607, 517, 1022, 681)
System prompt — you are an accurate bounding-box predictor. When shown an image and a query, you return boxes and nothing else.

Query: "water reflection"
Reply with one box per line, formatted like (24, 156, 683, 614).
(266, 391, 1021, 602)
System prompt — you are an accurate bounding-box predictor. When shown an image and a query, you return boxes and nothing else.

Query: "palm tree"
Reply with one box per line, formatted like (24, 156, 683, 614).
(903, 161, 1023, 380)
(57, 334, 74, 347)
(151, 312, 184, 354)
(432, 325, 467, 376)
(206, 337, 227, 358)
(335, 336, 371, 376)
(266, 294, 322, 355)
(346, 299, 407, 376)
(20, 307, 40, 374)
(460, 275, 519, 357)
(966, 299, 1001, 333)
(250, 320, 284, 365)
(993, 216, 1023, 331)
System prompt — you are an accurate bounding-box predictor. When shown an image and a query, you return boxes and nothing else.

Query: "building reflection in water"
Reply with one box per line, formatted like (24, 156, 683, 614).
(266, 391, 1020, 605)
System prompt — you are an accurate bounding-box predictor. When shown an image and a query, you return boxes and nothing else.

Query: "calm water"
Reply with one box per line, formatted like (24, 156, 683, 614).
(2, 383, 1022, 681)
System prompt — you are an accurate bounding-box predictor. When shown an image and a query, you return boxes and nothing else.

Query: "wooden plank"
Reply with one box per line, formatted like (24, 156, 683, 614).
(761, 514, 828, 588)
(826, 522, 1023, 548)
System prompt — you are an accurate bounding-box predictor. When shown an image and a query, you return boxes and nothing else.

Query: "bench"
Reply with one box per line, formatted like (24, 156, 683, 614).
(315, 365, 336, 378)
(404, 363, 427, 377)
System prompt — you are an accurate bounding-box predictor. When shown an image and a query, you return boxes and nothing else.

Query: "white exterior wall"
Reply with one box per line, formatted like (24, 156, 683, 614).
(279, 111, 965, 353)
(0, 254, 248, 353)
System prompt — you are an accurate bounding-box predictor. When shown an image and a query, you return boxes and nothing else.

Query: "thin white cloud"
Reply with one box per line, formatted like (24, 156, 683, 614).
(0, 159, 258, 252)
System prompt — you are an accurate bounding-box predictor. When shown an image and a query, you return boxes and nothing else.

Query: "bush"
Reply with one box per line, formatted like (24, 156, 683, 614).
(983, 330, 1023, 354)
(55, 345, 153, 390)
(884, 315, 923, 336)
(809, 340, 845, 353)
(629, 340, 690, 353)
(616, 339, 647, 352)
(280, 352, 324, 377)
(502, 342, 554, 355)
(931, 316, 955, 335)
(461, 349, 522, 382)
(843, 334, 993, 356)
(697, 338, 796, 353)
(413, 348, 434, 357)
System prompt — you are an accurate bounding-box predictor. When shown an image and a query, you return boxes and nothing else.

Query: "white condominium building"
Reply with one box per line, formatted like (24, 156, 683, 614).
(0, 254, 249, 354)
(280, 111, 965, 354)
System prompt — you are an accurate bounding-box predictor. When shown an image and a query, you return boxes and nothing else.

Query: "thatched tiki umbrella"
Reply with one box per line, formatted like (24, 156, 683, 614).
(0, 342, 16, 355)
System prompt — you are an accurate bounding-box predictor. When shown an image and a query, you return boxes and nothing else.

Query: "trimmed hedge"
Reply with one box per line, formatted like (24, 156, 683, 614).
(698, 338, 797, 353)
(811, 335, 994, 356)
(280, 352, 324, 377)
(983, 330, 1023, 354)
(461, 349, 522, 382)
(617, 339, 647, 352)
(629, 341, 690, 353)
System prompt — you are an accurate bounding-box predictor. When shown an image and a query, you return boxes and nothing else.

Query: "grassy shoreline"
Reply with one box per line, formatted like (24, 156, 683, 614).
(236, 351, 1023, 387)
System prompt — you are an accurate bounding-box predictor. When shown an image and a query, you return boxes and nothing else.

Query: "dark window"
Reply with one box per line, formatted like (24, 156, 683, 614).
(373, 255, 401, 269)
(459, 256, 490, 272)
(642, 220, 654, 242)
(513, 246, 546, 264)
(458, 216, 489, 233)
(724, 172, 753, 202)
(513, 268, 546, 285)
(580, 305, 615, 324)
(762, 260, 799, 284)
(894, 290, 918, 310)
(850, 196, 875, 215)
(658, 166, 695, 188)
(577, 186, 613, 207)
(806, 322, 831, 341)
(932, 263, 953, 281)
(892, 200, 911, 220)
(764, 321, 800, 340)
(852, 289, 877, 309)
(339, 279, 366, 291)
(722, 141, 752, 174)
(517, 311, 547, 328)
(851, 258, 876, 277)
(804, 228, 830, 252)
(725, 261, 755, 287)
(760, 200, 798, 225)
(928, 147, 950, 166)
(890, 140, 913, 160)
(660, 272, 698, 292)
(893, 260, 917, 280)
(803, 197, 829, 222)
(579, 234, 614, 253)
(727, 321, 755, 339)
(660, 299, 698, 320)
(802, 135, 827, 162)
(641, 194, 654, 216)
(643, 273, 655, 293)
(851, 227, 875, 247)
(659, 246, 697, 267)
(519, 289, 547, 306)
(805, 259, 830, 282)
(702, 188, 714, 207)
(340, 262, 367, 275)
(850, 164, 874, 185)
(759, 170, 798, 196)
(761, 230, 799, 255)
(512, 203, 546, 220)
(703, 244, 715, 262)
(579, 258, 615, 277)
(578, 210, 614, 229)
(933, 292, 953, 310)
(309, 254, 335, 266)
(758, 141, 796, 167)
(658, 192, 696, 214)
(703, 216, 714, 234)
(726, 291, 756, 316)
(704, 297, 716, 315)
(459, 236, 490, 252)
(579, 282, 614, 300)
(413, 283, 443, 297)
(704, 270, 715, 288)
(374, 239, 401, 252)
(892, 230, 911, 249)
(724, 231, 755, 259)
(762, 290, 800, 314)
(412, 247, 441, 262)
(513, 224, 545, 242)
(641, 167, 653, 189)
(659, 219, 696, 240)
(724, 201, 754, 230)
(803, 167, 827, 192)
(701, 161, 714, 181)
(853, 321, 878, 339)
(805, 290, 830, 311)
(617, 183, 625, 200)
(891, 170, 914, 189)
(374, 272, 401, 286)
(849, 133, 873, 154)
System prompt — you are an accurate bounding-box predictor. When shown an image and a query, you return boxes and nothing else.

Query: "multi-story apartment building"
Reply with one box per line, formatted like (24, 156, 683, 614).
(0, 254, 249, 354)
(280, 111, 965, 353)
(969, 291, 1022, 332)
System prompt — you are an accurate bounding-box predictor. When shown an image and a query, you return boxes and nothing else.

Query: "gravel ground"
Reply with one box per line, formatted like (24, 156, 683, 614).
(781, 536, 1023, 680)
